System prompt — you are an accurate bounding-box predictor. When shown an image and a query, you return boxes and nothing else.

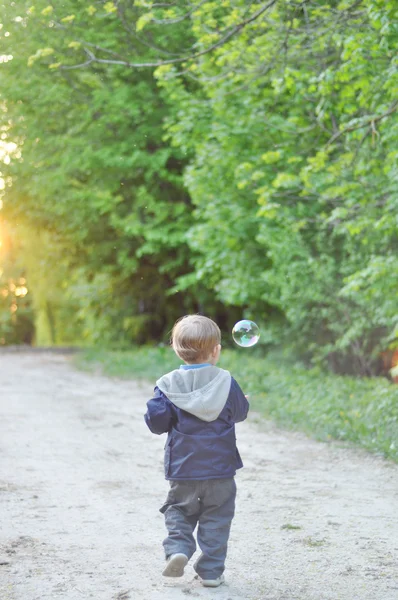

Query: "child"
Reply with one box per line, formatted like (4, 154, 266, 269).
(144, 315, 249, 588)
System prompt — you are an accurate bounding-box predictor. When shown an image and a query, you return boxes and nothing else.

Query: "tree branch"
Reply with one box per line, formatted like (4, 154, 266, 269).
(151, 0, 207, 25)
(64, 0, 279, 70)
(327, 100, 398, 146)
(61, 48, 95, 70)
(115, 4, 185, 57)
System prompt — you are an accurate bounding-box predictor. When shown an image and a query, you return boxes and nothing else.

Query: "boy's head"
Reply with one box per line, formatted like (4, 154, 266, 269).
(171, 315, 221, 365)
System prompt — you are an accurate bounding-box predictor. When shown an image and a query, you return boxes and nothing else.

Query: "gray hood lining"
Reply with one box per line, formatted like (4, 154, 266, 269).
(156, 366, 232, 422)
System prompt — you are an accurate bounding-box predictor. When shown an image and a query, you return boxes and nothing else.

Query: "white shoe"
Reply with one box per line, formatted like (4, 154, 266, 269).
(162, 553, 188, 577)
(200, 574, 225, 587)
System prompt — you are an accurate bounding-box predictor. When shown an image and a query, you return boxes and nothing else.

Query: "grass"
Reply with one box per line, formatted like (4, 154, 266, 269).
(74, 346, 398, 463)
(301, 537, 327, 548)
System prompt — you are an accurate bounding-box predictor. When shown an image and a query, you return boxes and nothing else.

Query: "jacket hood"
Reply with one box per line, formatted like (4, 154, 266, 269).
(156, 366, 232, 422)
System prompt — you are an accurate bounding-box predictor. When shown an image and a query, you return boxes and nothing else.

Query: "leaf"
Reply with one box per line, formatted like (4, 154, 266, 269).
(61, 15, 76, 24)
(272, 173, 300, 189)
(261, 151, 281, 164)
(136, 12, 153, 32)
(27, 47, 54, 66)
(104, 2, 117, 14)
(41, 6, 53, 16)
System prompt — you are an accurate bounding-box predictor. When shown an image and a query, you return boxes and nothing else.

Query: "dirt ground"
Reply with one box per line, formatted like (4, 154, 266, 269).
(0, 352, 397, 600)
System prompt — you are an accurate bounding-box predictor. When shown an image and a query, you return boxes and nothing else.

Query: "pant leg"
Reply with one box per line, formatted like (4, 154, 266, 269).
(159, 480, 201, 560)
(194, 478, 236, 579)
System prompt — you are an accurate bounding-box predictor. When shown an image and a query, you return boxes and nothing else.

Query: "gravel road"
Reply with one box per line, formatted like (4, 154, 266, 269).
(1, 352, 397, 600)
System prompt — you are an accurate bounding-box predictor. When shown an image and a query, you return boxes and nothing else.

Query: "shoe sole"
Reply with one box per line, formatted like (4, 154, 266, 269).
(162, 554, 188, 577)
(201, 575, 225, 587)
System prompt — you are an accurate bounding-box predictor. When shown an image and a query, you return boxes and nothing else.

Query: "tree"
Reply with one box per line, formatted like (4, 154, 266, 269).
(0, 219, 35, 345)
(151, 0, 398, 373)
(0, 0, 229, 345)
(1, 1, 397, 372)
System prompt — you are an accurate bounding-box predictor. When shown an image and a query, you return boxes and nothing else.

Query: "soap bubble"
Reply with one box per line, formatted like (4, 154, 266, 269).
(232, 320, 260, 347)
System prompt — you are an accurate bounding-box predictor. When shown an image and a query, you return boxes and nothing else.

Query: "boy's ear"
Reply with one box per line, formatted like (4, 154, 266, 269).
(213, 344, 221, 356)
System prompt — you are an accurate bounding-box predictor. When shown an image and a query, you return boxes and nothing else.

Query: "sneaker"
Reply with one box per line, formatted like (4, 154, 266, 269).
(162, 553, 188, 577)
(200, 574, 225, 588)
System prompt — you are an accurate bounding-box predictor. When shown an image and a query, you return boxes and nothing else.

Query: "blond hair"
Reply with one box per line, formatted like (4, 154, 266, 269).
(171, 315, 221, 364)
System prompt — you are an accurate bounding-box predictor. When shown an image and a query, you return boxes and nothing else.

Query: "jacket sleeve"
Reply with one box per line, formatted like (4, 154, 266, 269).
(144, 388, 176, 435)
(229, 377, 249, 423)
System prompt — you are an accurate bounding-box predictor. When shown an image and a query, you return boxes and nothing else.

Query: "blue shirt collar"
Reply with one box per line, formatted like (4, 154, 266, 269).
(179, 363, 212, 370)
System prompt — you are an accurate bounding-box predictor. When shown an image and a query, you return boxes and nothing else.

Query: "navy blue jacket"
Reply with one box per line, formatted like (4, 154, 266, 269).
(144, 365, 249, 481)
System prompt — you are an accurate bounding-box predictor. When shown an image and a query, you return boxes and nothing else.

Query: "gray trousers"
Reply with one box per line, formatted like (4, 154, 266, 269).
(159, 478, 236, 580)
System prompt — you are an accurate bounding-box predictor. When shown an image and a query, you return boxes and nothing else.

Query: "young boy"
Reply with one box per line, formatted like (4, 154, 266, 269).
(144, 315, 249, 588)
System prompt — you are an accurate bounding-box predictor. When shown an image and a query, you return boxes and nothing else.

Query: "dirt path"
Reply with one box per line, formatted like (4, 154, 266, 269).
(0, 353, 397, 600)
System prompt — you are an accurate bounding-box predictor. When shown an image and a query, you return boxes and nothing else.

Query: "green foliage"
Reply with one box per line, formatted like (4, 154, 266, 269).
(75, 346, 398, 462)
(0, 222, 35, 345)
(0, 1, 397, 373)
(17, 227, 83, 345)
(0, 0, 210, 345)
(154, 0, 398, 374)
